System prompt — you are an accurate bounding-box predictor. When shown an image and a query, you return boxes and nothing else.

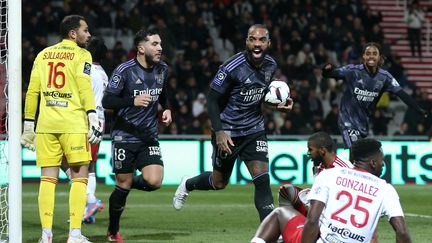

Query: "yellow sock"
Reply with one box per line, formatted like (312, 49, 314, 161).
(39, 176, 58, 229)
(69, 178, 87, 229)
(69, 178, 88, 229)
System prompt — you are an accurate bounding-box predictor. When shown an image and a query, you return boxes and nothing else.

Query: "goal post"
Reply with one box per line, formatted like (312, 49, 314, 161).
(7, 0, 22, 242)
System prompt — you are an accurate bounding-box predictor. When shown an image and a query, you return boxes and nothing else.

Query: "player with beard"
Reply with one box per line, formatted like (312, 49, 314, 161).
(278, 132, 353, 216)
(102, 28, 172, 242)
(322, 42, 427, 148)
(251, 138, 411, 243)
(173, 24, 293, 222)
(278, 132, 378, 242)
(21, 15, 100, 243)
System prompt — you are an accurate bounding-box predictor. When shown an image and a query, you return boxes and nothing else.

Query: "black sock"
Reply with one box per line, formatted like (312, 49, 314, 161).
(185, 171, 216, 191)
(253, 173, 274, 222)
(131, 175, 159, 191)
(108, 185, 130, 234)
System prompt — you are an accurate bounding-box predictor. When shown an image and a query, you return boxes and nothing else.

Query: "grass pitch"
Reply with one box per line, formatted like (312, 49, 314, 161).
(23, 184, 432, 242)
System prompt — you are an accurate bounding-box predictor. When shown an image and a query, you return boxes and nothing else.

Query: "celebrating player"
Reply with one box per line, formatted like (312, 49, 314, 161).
(251, 138, 412, 243)
(173, 24, 293, 222)
(21, 15, 101, 243)
(322, 42, 427, 148)
(102, 28, 172, 242)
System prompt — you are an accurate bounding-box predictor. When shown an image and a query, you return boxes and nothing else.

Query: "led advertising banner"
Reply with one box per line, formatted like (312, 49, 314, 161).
(20, 140, 432, 184)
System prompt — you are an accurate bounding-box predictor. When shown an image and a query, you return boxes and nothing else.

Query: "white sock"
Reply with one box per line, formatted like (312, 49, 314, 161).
(42, 228, 52, 239)
(69, 228, 81, 237)
(250, 237, 266, 243)
(87, 173, 97, 204)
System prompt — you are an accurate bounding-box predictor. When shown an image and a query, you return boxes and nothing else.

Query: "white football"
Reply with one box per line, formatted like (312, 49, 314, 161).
(264, 80, 290, 106)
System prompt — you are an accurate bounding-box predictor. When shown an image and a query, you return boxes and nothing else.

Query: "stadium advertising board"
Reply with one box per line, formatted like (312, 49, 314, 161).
(21, 140, 432, 184)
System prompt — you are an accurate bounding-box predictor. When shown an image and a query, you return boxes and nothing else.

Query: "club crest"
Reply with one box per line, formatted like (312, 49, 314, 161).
(265, 71, 272, 83)
(155, 74, 164, 84)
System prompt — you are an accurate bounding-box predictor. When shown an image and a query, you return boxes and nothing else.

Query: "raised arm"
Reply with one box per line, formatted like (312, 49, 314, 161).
(322, 63, 344, 79)
(395, 89, 428, 117)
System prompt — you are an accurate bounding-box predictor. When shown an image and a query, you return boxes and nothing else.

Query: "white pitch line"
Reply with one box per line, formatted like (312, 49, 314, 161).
(22, 191, 245, 197)
(405, 213, 432, 219)
(22, 203, 252, 209)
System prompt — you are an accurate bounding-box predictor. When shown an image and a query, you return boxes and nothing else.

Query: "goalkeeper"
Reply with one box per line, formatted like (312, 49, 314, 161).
(21, 15, 102, 243)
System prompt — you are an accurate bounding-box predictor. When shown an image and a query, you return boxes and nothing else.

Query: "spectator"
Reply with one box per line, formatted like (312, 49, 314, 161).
(371, 109, 390, 135)
(186, 118, 204, 134)
(394, 122, 410, 136)
(22, 0, 431, 137)
(404, 1, 425, 58)
(324, 104, 340, 135)
(192, 93, 207, 118)
(114, 8, 130, 35)
(368, 24, 385, 44)
(280, 119, 296, 135)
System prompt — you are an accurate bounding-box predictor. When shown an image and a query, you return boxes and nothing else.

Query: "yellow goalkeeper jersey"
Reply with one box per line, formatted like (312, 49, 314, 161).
(25, 39, 95, 133)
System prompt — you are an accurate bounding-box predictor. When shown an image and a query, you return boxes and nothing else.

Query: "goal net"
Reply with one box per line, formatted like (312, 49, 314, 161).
(0, 0, 8, 241)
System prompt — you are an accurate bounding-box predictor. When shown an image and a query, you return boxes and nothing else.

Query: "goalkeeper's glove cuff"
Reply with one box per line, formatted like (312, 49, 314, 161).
(23, 120, 35, 130)
(21, 121, 36, 151)
(88, 112, 102, 144)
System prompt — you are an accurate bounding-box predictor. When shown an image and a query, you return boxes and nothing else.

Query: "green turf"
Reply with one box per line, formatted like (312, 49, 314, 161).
(22, 184, 432, 243)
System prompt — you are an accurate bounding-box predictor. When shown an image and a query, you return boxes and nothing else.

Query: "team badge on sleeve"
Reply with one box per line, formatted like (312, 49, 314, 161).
(213, 70, 227, 86)
(109, 74, 121, 88)
(391, 78, 400, 87)
(83, 62, 91, 75)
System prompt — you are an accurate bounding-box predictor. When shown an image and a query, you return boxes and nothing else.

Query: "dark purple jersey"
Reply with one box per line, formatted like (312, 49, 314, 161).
(210, 52, 277, 137)
(333, 64, 402, 135)
(105, 58, 168, 142)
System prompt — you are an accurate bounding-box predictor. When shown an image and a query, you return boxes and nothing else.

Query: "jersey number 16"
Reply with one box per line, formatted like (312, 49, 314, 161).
(47, 62, 65, 88)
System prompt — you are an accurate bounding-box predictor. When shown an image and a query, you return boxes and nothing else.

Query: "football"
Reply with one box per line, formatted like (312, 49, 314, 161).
(264, 80, 290, 106)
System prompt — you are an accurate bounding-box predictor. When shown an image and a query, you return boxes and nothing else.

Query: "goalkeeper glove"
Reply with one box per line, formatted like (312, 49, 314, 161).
(20, 120, 36, 151)
(87, 111, 102, 144)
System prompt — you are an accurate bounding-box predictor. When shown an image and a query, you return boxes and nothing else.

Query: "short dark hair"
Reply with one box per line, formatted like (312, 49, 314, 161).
(351, 138, 382, 162)
(308, 131, 334, 152)
(87, 37, 107, 63)
(134, 28, 160, 47)
(60, 15, 85, 39)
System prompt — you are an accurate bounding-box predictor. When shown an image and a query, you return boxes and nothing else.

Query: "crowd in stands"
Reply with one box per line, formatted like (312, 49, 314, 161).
(21, 0, 432, 137)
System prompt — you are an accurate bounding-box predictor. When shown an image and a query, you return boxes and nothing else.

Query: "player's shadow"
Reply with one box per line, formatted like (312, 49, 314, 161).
(90, 232, 190, 242)
(131, 232, 190, 240)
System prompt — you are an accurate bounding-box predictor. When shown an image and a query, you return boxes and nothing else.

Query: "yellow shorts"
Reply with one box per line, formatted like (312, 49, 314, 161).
(35, 133, 91, 167)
